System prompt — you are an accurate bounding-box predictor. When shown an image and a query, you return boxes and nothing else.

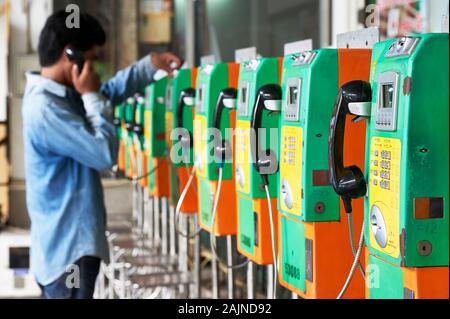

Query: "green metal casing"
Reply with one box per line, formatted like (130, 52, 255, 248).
(235, 58, 280, 258)
(124, 99, 136, 175)
(366, 254, 405, 299)
(134, 98, 146, 178)
(195, 63, 234, 180)
(145, 77, 168, 158)
(278, 49, 340, 292)
(278, 49, 340, 223)
(114, 104, 124, 140)
(364, 34, 449, 268)
(145, 78, 168, 194)
(165, 69, 196, 205)
(236, 58, 281, 198)
(170, 69, 196, 167)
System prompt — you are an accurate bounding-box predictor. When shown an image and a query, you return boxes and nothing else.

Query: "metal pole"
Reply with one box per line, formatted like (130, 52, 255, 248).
(211, 235, 219, 299)
(185, 0, 196, 67)
(267, 265, 274, 299)
(161, 197, 169, 255)
(154, 197, 161, 246)
(148, 197, 154, 240)
(142, 188, 150, 237)
(139, 186, 145, 233)
(169, 204, 176, 256)
(226, 235, 235, 299)
(319, 0, 331, 48)
(132, 181, 139, 229)
(178, 213, 189, 296)
(247, 261, 255, 299)
(193, 214, 201, 299)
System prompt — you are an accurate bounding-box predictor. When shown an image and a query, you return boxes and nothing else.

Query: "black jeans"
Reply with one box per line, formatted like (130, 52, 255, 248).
(39, 256, 101, 299)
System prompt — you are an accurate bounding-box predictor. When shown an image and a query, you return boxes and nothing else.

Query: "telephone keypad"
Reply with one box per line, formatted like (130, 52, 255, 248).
(282, 137, 297, 166)
(371, 147, 393, 191)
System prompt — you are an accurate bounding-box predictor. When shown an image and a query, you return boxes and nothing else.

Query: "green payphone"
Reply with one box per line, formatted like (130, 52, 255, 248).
(166, 68, 198, 217)
(194, 62, 239, 235)
(330, 34, 449, 298)
(144, 77, 169, 197)
(123, 96, 137, 178)
(234, 57, 282, 271)
(133, 95, 146, 183)
(114, 103, 126, 173)
(278, 49, 344, 297)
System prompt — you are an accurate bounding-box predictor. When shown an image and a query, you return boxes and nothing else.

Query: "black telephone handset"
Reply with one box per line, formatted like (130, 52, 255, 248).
(328, 80, 372, 214)
(250, 84, 282, 187)
(65, 47, 85, 72)
(213, 88, 238, 163)
(176, 88, 196, 149)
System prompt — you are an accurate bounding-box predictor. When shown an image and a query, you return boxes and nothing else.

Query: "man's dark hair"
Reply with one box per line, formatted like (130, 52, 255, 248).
(38, 10, 106, 67)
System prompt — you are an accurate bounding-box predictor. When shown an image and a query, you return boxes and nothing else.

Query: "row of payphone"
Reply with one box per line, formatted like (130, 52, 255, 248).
(114, 30, 449, 299)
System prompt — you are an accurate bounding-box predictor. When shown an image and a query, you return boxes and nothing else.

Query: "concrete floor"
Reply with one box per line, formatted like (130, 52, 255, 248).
(0, 178, 133, 298)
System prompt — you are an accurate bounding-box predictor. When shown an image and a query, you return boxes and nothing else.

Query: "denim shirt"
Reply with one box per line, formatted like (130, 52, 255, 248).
(22, 56, 156, 285)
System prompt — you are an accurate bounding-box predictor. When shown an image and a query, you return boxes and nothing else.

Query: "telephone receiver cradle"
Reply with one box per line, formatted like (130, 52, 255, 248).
(176, 88, 196, 150)
(250, 84, 282, 186)
(328, 80, 372, 213)
(213, 88, 238, 163)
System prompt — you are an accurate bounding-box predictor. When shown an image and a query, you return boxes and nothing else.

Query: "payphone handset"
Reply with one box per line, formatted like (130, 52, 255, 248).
(213, 88, 238, 163)
(251, 84, 282, 186)
(328, 80, 372, 214)
(176, 88, 196, 152)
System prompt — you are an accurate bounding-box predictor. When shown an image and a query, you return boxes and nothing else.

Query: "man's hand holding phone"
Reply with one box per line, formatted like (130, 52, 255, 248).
(71, 60, 101, 95)
(151, 52, 182, 77)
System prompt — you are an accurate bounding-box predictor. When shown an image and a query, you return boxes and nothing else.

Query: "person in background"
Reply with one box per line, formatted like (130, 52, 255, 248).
(22, 10, 181, 299)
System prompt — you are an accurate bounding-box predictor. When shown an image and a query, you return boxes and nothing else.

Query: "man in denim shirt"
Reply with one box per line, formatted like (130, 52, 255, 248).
(22, 10, 181, 299)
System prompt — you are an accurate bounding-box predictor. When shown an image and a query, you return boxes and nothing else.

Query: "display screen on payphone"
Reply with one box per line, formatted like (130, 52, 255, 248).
(381, 84, 394, 109)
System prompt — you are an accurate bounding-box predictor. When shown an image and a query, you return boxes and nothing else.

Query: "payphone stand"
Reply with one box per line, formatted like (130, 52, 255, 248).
(332, 33, 449, 299)
(277, 30, 376, 299)
(166, 67, 202, 298)
(193, 59, 242, 299)
(234, 48, 283, 299)
(144, 77, 173, 256)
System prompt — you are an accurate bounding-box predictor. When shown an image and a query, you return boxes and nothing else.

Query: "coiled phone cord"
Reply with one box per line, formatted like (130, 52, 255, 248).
(264, 184, 278, 300)
(209, 166, 250, 270)
(175, 162, 202, 239)
(337, 221, 365, 299)
(347, 213, 366, 280)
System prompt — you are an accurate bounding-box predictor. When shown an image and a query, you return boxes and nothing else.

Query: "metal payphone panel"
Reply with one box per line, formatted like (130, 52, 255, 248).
(194, 63, 239, 235)
(235, 57, 282, 264)
(369, 137, 402, 258)
(375, 72, 400, 131)
(237, 81, 250, 117)
(365, 33, 449, 268)
(284, 77, 302, 122)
